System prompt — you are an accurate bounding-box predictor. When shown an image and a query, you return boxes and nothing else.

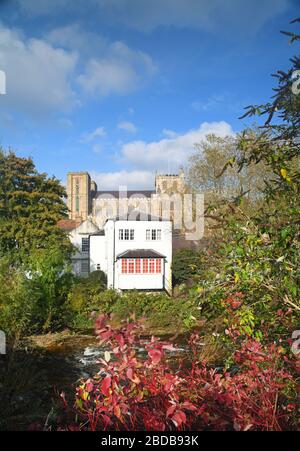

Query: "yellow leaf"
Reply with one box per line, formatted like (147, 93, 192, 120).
(280, 168, 291, 181)
(234, 273, 239, 284)
(280, 168, 287, 179)
(82, 391, 89, 401)
(104, 351, 111, 362)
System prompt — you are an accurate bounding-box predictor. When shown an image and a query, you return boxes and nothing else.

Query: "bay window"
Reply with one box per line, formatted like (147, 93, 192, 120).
(121, 258, 163, 274)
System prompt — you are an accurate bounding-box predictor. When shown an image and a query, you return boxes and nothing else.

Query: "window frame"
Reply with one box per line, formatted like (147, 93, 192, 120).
(128, 259, 135, 273)
(146, 229, 162, 241)
(120, 258, 163, 274)
(119, 228, 134, 240)
(81, 237, 89, 253)
(156, 259, 162, 273)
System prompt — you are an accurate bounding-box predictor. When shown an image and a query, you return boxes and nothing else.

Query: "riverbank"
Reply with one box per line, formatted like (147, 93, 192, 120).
(0, 325, 191, 431)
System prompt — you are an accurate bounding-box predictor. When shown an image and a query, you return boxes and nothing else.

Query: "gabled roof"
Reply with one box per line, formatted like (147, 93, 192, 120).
(106, 210, 169, 222)
(116, 249, 166, 259)
(57, 219, 82, 231)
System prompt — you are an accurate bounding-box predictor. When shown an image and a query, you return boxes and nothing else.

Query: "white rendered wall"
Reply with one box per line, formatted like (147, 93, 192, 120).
(88, 219, 172, 293)
(89, 235, 107, 273)
(111, 219, 172, 294)
(69, 219, 99, 276)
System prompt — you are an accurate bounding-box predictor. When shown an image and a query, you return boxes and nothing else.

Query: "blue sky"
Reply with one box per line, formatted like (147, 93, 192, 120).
(0, 0, 298, 188)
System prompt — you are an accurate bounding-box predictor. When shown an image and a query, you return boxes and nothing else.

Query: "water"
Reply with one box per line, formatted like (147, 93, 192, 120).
(56, 336, 189, 381)
(1, 333, 189, 430)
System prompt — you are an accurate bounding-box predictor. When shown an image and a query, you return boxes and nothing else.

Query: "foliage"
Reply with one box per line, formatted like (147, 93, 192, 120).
(0, 259, 35, 343)
(67, 288, 200, 334)
(172, 248, 201, 285)
(0, 243, 75, 339)
(112, 291, 200, 332)
(27, 245, 74, 333)
(56, 316, 299, 431)
(238, 20, 300, 201)
(240, 18, 300, 148)
(0, 149, 73, 264)
(193, 209, 300, 345)
(186, 20, 300, 347)
(187, 134, 270, 201)
(66, 271, 108, 330)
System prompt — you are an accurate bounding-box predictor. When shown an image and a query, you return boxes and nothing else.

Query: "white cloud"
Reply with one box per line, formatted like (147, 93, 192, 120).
(118, 121, 137, 134)
(90, 170, 154, 190)
(121, 121, 235, 172)
(103, 0, 290, 33)
(0, 24, 78, 116)
(162, 128, 178, 138)
(0, 22, 157, 117)
(47, 23, 108, 57)
(48, 25, 157, 97)
(16, 0, 71, 15)
(77, 41, 157, 96)
(89, 121, 234, 190)
(16, 0, 290, 35)
(80, 126, 106, 143)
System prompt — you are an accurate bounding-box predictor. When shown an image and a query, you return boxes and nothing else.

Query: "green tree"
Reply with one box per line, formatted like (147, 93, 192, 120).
(0, 258, 35, 343)
(239, 18, 300, 191)
(27, 244, 74, 332)
(188, 134, 269, 201)
(195, 19, 300, 342)
(0, 149, 72, 263)
(172, 248, 201, 285)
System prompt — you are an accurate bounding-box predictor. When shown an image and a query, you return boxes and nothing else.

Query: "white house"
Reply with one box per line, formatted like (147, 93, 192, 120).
(58, 218, 99, 278)
(60, 214, 173, 294)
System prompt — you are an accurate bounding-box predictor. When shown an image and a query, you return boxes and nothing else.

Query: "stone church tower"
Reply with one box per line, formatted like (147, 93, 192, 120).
(155, 171, 185, 195)
(67, 172, 97, 220)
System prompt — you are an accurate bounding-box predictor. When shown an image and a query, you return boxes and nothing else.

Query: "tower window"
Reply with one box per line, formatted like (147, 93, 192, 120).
(76, 196, 80, 212)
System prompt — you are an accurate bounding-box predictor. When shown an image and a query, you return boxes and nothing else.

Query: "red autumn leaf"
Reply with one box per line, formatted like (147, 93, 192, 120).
(126, 368, 140, 384)
(85, 380, 94, 393)
(172, 410, 186, 428)
(95, 314, 106, 330)
(101, 376, 111, 396)
(101, 414, 111, 428)
(148, 349, 162, 365)
(182, 401, 197, 411)
(166, 404, 176, 417)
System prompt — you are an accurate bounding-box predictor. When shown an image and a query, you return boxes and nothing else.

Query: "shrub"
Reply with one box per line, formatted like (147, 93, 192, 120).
(56, 316, 299, 431)
(111, 291, 200, 332)
(172, 248, 201, 286)
(0, 259, 36, 344)
(0, 244, 74, 339)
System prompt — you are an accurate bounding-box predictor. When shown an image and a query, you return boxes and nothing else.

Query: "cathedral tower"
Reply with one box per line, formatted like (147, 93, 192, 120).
(155, 171, 185, 195)
(67, 172, 92, 220)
